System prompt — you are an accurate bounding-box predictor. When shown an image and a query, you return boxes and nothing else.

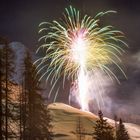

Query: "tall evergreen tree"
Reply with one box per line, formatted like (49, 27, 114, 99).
(0, 38, 16, 139)
(93, 110, 115, 140)
(0, 37, 5, 140)
(22, 51, 52, 140)
(4, 41, 15, 140)
(116, 119, 130, 140)
(0, 48, 3, 140)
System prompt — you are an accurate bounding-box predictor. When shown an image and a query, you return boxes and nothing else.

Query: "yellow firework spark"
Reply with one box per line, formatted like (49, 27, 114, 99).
(35, 6, 127, 107)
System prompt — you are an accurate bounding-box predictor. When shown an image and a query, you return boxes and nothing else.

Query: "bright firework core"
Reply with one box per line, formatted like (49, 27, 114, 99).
(71, 29, 87, 66)
(71, 29, 88, 110)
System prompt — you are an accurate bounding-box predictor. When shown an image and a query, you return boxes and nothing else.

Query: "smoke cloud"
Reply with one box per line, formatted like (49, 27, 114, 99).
(69, 52, 140, 124)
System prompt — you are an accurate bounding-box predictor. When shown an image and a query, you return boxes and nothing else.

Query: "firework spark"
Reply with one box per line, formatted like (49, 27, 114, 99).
(35, 6, 127, 110)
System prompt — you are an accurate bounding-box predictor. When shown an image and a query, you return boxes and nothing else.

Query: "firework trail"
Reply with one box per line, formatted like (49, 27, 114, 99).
(35, 6, 127, 111)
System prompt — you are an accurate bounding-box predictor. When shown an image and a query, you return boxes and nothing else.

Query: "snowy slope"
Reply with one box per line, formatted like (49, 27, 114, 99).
(48, 103, 140, 140)
(124, 123, 140, 140)
(48, 103, 97, 140)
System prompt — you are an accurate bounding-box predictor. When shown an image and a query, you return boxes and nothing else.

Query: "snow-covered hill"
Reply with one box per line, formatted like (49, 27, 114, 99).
(48, 103, 140, 140)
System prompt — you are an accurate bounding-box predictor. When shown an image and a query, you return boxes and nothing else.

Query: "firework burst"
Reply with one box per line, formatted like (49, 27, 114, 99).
(35, 6, 127, 110)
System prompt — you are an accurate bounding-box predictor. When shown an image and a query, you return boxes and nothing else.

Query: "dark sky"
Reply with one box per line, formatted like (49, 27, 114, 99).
(0, 0, 140, 52)
(1, 0, 140, 122)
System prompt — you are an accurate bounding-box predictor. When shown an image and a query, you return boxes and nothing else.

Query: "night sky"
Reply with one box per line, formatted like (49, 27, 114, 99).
(0, 0, 140, 51)
(1, 0, 140, 121)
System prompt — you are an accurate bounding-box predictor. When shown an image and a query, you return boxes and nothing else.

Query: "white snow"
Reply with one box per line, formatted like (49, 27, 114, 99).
(48, 103, 140, 140)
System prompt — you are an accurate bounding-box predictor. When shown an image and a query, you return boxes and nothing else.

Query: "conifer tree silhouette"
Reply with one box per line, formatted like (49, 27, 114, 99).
(93, 110, 114, 140)
(22, 51, 52, 140)
(116, 119, 130, 140)
(0, 38, 5, 140)
(76, 117, 85, 140)
(0, 37, 15, 139)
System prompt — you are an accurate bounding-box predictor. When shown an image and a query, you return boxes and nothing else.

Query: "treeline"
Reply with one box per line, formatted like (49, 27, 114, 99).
(76, 111, 130, 140)
(0, 37, 52, 140)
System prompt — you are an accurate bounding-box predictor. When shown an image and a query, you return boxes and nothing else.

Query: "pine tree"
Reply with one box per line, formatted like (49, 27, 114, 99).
(116, 119, 130, 140)
(0, 37, 16, 139)
(0, 37, 5, 140)
(76, 117, 85, 140)
(22, 51, 52, 140)
(4, 41, 15, 140)
(93, 110, 115, 140)
(41, 108, 52, 140)
(19, 84, 22, 140)
(0, 48, 2, 140)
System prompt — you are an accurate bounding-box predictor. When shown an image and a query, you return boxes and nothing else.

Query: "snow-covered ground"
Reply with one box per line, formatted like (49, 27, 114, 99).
(48, 103, 140, 140)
